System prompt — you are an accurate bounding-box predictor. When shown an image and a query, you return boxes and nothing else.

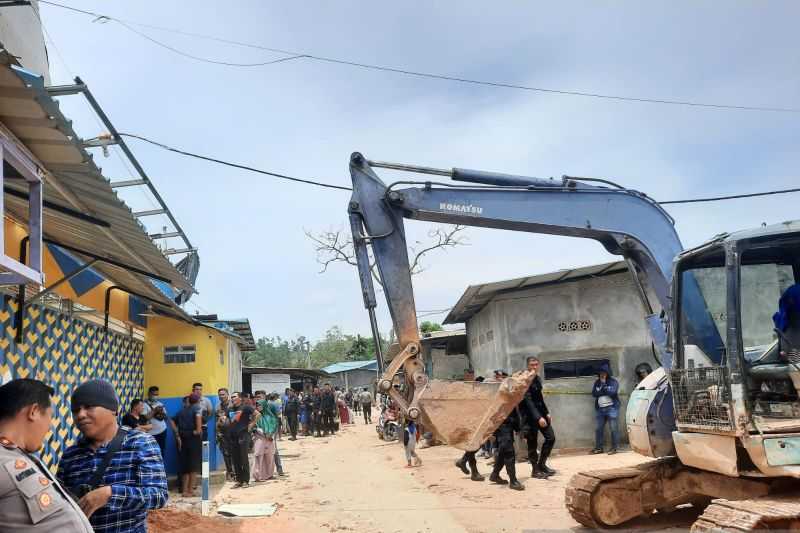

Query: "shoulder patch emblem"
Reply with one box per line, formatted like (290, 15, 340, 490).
(38, 492, 52, 509)
(0, 437, 14, 447)
(39, 476, 49, 486)
(14, 459, 26, 469)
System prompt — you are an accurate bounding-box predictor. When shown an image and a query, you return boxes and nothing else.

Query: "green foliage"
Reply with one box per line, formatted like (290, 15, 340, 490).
(243, 327, 389, 370)
(420, 321, 444, 334)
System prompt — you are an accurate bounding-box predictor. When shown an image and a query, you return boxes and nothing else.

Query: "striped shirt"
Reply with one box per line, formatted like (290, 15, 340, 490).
(57, 429, 168, 533)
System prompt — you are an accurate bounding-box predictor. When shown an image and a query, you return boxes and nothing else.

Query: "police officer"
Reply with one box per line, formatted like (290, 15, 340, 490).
(488, 408, 524, 490)
(0, 378, 93, 532)
(521, 356, 557, 479)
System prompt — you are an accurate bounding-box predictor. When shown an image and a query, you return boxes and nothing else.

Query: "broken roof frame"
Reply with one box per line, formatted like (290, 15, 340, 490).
(46, 76, 195, 257)
(0, 52, 197, 322)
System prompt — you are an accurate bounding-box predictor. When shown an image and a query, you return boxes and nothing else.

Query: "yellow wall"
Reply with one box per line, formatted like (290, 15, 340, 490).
(143, 315, 230, 397)
(3, 217, 134, 325)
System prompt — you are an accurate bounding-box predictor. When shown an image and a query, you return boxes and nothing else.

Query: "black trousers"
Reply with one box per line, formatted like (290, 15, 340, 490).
(287, 414, 298, 438)
(362, 403, 372, 424)
(322, 409, 336, 434)
(232, 433, 251, 484)
(491, 438, 518, 482)
(216, 435, 233, 477)
(313, 411, 323, 435)
(525, 422, 556, 467)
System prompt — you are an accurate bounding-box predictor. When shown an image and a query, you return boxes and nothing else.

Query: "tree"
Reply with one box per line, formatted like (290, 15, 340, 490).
(420, 321, 443, 334)
(244, 336, 307, 368)
(305, 225, 468, 287)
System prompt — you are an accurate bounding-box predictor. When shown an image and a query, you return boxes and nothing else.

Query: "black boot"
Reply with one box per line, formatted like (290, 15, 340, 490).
(489, 472, 508, 484)
(539, 462, 557, 476)
(470, 468, 485, 482)
(509, 479, 525, 491)
(455, 458, 470, 475)
(531, 465, 550, 479)
(507, 462, 524, 490)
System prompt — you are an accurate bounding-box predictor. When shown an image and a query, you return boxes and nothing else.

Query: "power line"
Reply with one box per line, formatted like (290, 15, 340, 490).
(120, 133, 800, 204)
(118, 133, 353, 192)
(660, 186, 800, 205)
(116, 19, 308, 67)
(39, 0, 800, 114)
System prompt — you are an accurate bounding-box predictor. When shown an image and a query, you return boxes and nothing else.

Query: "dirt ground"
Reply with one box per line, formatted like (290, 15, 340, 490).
(196, 421, 703, 533)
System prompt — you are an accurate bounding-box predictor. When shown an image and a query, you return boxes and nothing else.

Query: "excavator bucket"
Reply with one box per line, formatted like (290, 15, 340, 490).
(416, 370, 536, 451)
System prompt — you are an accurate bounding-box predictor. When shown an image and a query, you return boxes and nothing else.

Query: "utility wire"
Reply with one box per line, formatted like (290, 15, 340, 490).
(39, 0, 800, 114)
(660, 186, 800, 205)
(116, 19, 308, 67)
(118, 133, 353, 192)
(121, 133, 800, 204)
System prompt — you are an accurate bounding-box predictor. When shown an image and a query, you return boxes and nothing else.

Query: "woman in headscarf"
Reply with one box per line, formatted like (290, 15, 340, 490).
(252, 398, 278, 482)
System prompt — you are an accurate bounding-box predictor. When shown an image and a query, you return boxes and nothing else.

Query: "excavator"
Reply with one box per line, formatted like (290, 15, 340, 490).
(346, 152, 800, 531)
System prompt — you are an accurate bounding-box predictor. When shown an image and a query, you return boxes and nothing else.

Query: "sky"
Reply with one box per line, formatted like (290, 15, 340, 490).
(34, 1, 800, 343)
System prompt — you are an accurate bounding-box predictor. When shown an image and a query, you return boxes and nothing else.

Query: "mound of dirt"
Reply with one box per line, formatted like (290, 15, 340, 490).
(148, 508, 239, 533)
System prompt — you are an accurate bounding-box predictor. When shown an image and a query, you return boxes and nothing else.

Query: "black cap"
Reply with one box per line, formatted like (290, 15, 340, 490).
(71, 379, 119, 413)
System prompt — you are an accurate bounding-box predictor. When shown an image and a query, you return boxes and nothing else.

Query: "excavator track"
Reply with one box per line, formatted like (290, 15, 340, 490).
(565, 457, 784, 529)
(692, 495, 800, 532)
(565, 458, 681, 528)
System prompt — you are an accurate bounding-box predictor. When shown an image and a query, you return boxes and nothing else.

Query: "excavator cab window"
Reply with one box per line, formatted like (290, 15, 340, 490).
(675, 248, 728, 368)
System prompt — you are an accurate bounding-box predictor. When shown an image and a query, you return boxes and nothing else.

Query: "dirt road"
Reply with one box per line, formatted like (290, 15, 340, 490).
(212, 422, 702, 532)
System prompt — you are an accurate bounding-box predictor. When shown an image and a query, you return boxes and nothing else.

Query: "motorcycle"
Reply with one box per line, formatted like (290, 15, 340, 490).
(376, 404, 400, 442)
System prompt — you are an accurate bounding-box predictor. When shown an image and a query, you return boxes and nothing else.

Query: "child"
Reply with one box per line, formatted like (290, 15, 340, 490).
(404, 420, 422, 467)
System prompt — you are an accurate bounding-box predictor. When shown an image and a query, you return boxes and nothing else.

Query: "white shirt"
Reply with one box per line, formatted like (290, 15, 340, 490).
(142, 399, 167, 435)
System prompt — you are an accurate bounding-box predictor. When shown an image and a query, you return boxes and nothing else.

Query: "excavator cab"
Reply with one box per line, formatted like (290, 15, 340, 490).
(670, 224, 800, 477)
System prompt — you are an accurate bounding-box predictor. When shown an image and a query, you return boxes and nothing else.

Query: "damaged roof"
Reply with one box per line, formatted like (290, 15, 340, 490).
(0, 53, 194, 316)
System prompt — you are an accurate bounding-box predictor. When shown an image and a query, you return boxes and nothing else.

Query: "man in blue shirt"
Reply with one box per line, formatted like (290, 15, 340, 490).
(591, 362, 620, 455)
(58, 379, 168, 533)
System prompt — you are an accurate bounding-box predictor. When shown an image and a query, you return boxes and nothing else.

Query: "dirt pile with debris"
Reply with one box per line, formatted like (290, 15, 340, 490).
(148, 508, 239, 533)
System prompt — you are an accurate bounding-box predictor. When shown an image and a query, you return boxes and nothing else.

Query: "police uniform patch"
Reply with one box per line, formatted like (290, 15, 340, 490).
(0, 437, 13, 447)
(38, 477, 49, 486)
(38, 492, 52, 509)
(14, 459, 26, 469)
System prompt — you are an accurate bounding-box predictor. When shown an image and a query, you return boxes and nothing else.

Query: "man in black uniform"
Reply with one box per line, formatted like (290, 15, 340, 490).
(302, 389, 315, 436)
(311, 387, 323, 437)
(521, 356, 556, 479)
(321, 383, 337, 436)
(488, 408, 524, 490)
(284, 389, 300, 440)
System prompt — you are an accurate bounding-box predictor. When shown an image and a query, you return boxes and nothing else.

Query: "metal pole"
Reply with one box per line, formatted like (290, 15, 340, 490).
(26, 259, 99, 306)
(201, 441, 209, 516)
(368, 307, 385, 375)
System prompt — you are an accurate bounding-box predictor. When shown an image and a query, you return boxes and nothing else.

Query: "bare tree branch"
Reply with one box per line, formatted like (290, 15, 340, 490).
(305, 225, 468, 284)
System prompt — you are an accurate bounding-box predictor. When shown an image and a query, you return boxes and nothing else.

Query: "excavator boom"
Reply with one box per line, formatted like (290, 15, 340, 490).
(347, 152, 719, 450)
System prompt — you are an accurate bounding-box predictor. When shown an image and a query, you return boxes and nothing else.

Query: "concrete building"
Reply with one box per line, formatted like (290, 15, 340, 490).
(445, 261, 660, 450)
(322, 360, 378, 391)
(421, 329, 469, 380)
(242, 367, 330, 395)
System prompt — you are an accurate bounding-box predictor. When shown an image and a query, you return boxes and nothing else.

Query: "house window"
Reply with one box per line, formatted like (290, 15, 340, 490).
(543, 358, 609, 379)
(164, 345, 196, 364)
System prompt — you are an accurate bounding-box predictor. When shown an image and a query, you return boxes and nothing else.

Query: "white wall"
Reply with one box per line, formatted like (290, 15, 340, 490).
(0, 1, 50, 83)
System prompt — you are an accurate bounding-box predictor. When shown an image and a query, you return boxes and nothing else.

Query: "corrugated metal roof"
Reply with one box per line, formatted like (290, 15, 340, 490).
(321, 360, 378, 374)
(199, 318, 256, 351)
(0, 53, 193, 315)
(443, 260, 628, 324)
